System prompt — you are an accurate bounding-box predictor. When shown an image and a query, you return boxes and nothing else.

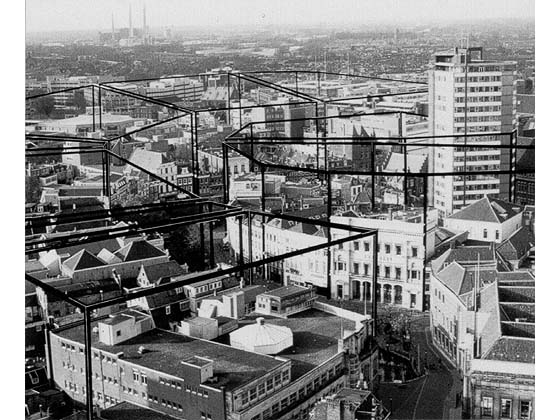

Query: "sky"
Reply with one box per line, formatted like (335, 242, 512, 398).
(26, 0, 535, 33)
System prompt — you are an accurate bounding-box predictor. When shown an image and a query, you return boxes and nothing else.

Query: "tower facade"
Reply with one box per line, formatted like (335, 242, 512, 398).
(428, 47, 516, 219)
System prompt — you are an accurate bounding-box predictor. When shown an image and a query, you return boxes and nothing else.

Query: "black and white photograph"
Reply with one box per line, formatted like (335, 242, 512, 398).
(10, 1, 548, 419)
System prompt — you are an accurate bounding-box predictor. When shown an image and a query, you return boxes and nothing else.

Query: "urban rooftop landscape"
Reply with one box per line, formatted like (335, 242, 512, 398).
(17, 1, 543, 420)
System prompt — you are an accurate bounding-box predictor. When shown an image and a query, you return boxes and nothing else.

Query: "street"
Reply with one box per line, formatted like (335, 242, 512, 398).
(375, 311, 461, 420)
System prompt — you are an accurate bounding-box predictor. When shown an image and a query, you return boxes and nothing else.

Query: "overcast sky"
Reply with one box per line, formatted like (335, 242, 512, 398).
(26, 0, 535, 33)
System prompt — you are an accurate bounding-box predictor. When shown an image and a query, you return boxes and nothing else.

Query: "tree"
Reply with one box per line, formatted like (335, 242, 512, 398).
(25, 176, 42, 204)
(34, 95, 55, 118)
(73, 91, 87, 112)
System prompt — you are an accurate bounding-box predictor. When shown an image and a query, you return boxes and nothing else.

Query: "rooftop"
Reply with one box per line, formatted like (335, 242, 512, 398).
(56, 323, 285, 392)
(447, 197, 522, 224)
(260, 285, 313, 300)
(100, 401, 182, 420)
(237, 309, 355, 380)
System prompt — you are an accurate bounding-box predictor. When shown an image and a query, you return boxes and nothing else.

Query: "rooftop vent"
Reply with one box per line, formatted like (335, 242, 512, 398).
(138, 346, 147, 354)
(514, 318, 528, 323)
(256, 317, 265, 325)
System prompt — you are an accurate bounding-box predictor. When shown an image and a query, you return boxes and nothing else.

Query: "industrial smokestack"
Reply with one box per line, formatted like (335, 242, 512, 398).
(129, 3, 133, 38)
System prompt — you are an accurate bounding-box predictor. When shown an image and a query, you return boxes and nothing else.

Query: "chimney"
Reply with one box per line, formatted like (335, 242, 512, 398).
(256, 317, 265, 326)
(112, 269, 123, 291)
(388, 207, 393, 221)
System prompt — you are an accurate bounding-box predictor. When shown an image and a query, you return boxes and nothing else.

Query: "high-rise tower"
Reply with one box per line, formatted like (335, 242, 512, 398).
(428, 47, 517, 219)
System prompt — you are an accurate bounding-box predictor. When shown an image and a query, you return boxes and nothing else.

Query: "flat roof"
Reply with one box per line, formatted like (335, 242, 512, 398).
(55, 323, 285, 392)
(100, 401, 180, 420)
(238, 309, 355, 380)
(260, 285, 312, 300)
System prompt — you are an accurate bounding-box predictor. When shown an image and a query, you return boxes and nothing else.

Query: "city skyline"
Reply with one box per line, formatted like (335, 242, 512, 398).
(26, 0, 535, 34)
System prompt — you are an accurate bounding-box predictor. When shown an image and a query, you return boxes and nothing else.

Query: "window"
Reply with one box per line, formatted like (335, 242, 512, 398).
(165, 305, 171, 315)
(395, 268, 401, 280)
(519, 400, 531, 419)
(353, 242, 359, 251)
(385, 244, 391, 254)
(364, 264, 369, 276)
(384, 267, 391, 278)
(364, 242, 370, 252)
(500, 398, 512, 418)
(141, 373, 147, 385)
(133, 372, 139, 382)
(353, 263, 360, 275)
(481, 396, 493, 417)
(411, 247, 418, 257)
(396, 245, 402, 255)
(483, 229, 488, 239)
(495, 230, 500, 240)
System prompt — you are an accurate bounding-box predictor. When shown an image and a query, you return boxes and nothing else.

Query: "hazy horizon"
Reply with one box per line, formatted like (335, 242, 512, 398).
(26, 0, 535, 34)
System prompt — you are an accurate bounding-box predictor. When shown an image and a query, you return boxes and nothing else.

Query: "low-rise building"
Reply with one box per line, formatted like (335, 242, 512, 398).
(444, 197, 523, 244)
(255, 286, 317, 318)
(463, 278, 535, 419)
(50, 302, 378, 420)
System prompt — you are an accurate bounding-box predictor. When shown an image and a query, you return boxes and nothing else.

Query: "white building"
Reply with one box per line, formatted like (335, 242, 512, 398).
(428, 47, 516, 218)
(444, 197, 523, 244)
(331, 209, 437, 310)
(227, 208, 437, 311)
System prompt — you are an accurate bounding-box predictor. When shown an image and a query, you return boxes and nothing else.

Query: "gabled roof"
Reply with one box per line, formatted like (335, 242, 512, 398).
(437, 261, 468, 296)
(497, 226, 534, 261)
(63, 249, 106, 271)
(384, 152, 427, 173)
(352, 189, 372, 205)
(56, 239, 122, 259)
(448, 197, 522, 223)
(126, 148, 169, 174)
(140, 261, 186, 284)
(97, 248, 122, 265)
(145, 288, 186, 309)
(115, 240, 166, 262)
(431, 245, 495, 274)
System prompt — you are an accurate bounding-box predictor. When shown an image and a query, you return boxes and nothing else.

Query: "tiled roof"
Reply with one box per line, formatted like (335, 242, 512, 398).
(448, 197, 522, 223)
(141, 261, 186, 284)
(497, 226, 534, 261)
(431, 245, 495, 274)
(115, 240, 166, 262)
(57, 239, 122, 259)
(144, 289, 186, 309)
(63, 249, 106, 271)
(483, 337, 535, 364)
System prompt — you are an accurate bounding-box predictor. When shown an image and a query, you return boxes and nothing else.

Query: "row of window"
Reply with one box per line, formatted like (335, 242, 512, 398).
(455, 105, 501, 113)
(455, 75, 502, 83)
(454, 95, 502, 103)
(454, 115, 502, 123)
(456, 126, 502, 133)
(145, 392, 185, 413)
(248, 365, 344, 420)
(456, 86, 501, 93)
(480, 396, 531, 419)
(238, 370, 290, 408)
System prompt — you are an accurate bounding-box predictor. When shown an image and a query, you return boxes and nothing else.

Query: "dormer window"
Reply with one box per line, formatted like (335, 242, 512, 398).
(483, 229, 488, 239)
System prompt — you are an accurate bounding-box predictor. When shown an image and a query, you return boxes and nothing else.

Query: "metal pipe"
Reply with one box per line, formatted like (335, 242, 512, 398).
(83, 309, 94, 420)
(248, 211, 253, 285)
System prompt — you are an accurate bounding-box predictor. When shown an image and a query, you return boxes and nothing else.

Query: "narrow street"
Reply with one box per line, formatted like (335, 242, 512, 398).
(375, 312, 462, 420)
